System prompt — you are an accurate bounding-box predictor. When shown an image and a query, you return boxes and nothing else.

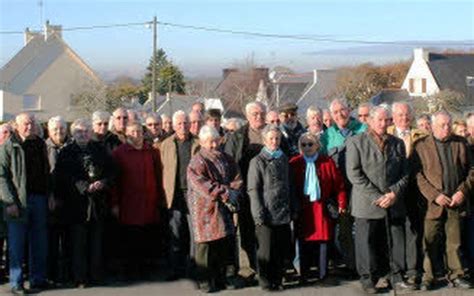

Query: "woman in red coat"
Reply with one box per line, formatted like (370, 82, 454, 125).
(289, 132, 347, 283)
(111, 123, 165, 279)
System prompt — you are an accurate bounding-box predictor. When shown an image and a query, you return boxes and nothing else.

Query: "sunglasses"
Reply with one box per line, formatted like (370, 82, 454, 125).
(301, 142, 314, 147)
(358, 114, 369, 118)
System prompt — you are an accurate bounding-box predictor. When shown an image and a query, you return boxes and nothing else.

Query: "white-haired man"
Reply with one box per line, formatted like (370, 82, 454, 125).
(413, 111, 474, 290)
(0, 113, 50, 294)
(160, 110, 200, 281)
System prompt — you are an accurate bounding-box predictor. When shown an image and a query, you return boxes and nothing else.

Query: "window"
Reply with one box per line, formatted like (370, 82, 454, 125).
(22, 94, 41, 110)
(409, 78, 415, 93)
(421, 78, 427, 93)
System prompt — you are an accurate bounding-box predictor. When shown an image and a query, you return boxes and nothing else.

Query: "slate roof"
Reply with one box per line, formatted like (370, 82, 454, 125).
(143, 94, 200, 115)
(370, 89, 410, 105)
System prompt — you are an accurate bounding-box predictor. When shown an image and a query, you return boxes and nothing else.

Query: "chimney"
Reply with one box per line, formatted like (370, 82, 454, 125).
(414, 48, 429, 62)
(24, 27, 41, 45)
(313, 70, 318, 84)
(44, 20, 62, 41)
(222, 68, 238, 79)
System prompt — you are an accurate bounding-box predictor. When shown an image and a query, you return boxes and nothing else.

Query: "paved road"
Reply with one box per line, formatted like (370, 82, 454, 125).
(1, 279, 473, 296)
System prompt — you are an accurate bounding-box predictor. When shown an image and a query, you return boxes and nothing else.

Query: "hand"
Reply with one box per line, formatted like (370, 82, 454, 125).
(435, 194, 452, 207)
(111, 205, 119, 218)
(87, 181, 105, 193)
(48, 196, 56, 211)
(377, 192, 396, 209)
(6, 204, 19, 218)
(449, 191, 464, 208)
(338, 208, 346, 214)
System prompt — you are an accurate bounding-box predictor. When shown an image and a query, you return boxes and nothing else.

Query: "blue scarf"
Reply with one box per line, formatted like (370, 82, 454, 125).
(263, 147, 283, 159)
(303, 153, 321, 202)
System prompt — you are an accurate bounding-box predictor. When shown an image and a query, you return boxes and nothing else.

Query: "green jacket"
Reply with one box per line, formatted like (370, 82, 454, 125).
(0, 133, 47, 222)
(320, 118, 367, 155)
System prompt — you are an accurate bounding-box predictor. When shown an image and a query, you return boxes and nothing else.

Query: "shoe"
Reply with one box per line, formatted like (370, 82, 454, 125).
(270, 283, 284, 291)
(362, 282, 378, 294)
(375, 277, 389, 289)
(420, 280, 433, 291)
(11, 287, 26, 295)
(451, 278, 472, 289)
(394, 281, 416, 292)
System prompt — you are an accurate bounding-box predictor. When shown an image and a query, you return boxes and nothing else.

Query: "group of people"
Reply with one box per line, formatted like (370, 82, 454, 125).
(0, 98, 472, 295)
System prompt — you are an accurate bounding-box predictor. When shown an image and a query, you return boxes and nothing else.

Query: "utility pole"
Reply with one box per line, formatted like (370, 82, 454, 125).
(152, 16, 157, 112)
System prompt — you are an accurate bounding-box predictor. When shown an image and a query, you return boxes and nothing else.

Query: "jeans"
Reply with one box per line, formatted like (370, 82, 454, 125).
(8, 194, 48, 289)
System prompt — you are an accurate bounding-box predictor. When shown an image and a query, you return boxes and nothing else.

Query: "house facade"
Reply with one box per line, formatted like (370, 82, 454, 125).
(0, 22, 102, 122)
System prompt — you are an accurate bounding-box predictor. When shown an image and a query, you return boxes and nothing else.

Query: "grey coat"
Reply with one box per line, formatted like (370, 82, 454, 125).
(247, 150, 293, 226)
(346, 132, 409, 219)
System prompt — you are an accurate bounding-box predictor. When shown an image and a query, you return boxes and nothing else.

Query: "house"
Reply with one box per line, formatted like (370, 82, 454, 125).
(270, 69, 338, 117)
(401, 48, 474, 102)
(370, 89, 410, 106)
(0, 21, 102, 122)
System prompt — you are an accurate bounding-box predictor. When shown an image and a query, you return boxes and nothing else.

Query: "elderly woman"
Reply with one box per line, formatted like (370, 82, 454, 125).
(453, 119, 469, 138)
(247, 124, 295, 291)
(91, 111, 122, 154)
(289, 133, 347, 284)
(111, 123, 165, 280)
(187, 125, 242, 293)
(45, 116, 70, 284)
(54, 119, 115, 287)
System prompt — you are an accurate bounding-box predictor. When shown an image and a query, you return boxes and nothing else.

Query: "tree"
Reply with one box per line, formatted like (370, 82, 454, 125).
(107, 76, 146, 104)
(414, 89, 468, 115)
(70, 82, 121, 115)
(141, 49, 186, 95)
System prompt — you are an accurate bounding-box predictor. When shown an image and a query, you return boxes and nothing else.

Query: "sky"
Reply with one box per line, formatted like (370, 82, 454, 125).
(0, 0, 473, 79)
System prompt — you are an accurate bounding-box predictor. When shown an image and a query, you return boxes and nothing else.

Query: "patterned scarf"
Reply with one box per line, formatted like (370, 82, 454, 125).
(303, 153, 321, 202)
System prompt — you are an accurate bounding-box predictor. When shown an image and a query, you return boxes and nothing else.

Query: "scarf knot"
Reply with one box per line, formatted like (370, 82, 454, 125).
(303, 153, 321, 202)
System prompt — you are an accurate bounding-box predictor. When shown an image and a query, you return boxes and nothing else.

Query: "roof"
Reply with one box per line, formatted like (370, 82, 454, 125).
(427, 53, 474, 98)
(370, 89, 410, 105)
(0, 32, 101, 94)
(143, 94, 200, 115)
(297, 70, 338, 112)
(270, 72, 313, 107)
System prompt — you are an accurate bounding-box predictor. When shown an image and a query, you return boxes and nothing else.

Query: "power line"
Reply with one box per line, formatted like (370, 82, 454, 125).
(1, 19, 473, 47)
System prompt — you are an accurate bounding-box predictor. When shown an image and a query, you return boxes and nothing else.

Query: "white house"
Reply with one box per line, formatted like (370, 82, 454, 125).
(402, 48, 474, 101)
(0, 21, 103, 122)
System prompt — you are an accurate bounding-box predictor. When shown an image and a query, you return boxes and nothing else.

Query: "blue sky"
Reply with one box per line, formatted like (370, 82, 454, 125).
(1, 0, 473, 79)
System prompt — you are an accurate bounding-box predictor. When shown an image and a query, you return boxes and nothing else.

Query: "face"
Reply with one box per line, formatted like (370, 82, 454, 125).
(226, 121, 238, 133)
(368, 109, 390, 136)
(49, 122, 66, 145)
(266, 111, 281, 126)
(173, 114, 189, 139)
(247, 105, 266, 130)
(146, 118, 162, 136)
(331, 102, 350, 129)
(279, 111, 297, 126)
(73, 125, 92, 145)
(126, 125, 144, 146)
(467, 117, 474, 136)
(16, 115, 35, 139)
(206, 117, 221, 130)
(307, 112, 323, 134)
(417, 118, 431, 133)
(113, 110, 128, 133)
(358, 106, 370, 124)
(323, 111, 333, 128)
(189, 112, 203, 136)
(0, 126, 11, 145)
(192, 103, 204, 115)
(127, 110, 137, 124)
(392, 104, 412, 130)
(432, 115, 451, 141)
(300, 137, 320, 157)
(453, 124, 468, 138)
(163, 118, 172, 132)
(263, 130, 281, 151)
(93, 120, 109, 136)
(200, 136, 220, 151)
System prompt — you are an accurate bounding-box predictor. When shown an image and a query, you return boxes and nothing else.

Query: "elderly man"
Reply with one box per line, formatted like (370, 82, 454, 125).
(144, 113, 166, 147)
(413, 111, 473, 290)
(279, 103, 306, 158)
(322, 109, 333, 129)
(387, 102, 428, 285)
(357, 103, 371, 125)
(265, 110, 281, 126)
(0, 123, 11, 283)
(416, 114, 432, 135)
(225, 101, 267, 284)
(0, 113, 50, 294)
(347, 106, 413, 294)
(161, 114, 173, 136)
(189, 110, 204, 137)
(110, 108, 128, 143)
(191, 101, 205, 115)
(467, 112, 474, 276)
(160, 110, 200, 281)
(320, 98, 366, 272)
(45, 116, 70, 285)
(306, 105, 325, 136)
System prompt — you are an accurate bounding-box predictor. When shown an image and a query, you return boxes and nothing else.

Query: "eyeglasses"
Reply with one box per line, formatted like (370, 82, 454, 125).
(282, 112, 296, 118)
(115, 116, 128, 120)
(301, 142, 314, 147)
(358, 114, 369, 118)
(147, 123, 160, 127)
(95, 122, 108, 126)
(250, 112, 265, 118)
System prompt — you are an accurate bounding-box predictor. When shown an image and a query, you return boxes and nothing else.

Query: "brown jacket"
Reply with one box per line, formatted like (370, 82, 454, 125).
(160, 134, 200, 209)
(413, 135, 474, 219)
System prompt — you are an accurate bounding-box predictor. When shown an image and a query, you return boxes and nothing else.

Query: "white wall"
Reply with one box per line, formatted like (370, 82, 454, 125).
(401, 49, 439, 97)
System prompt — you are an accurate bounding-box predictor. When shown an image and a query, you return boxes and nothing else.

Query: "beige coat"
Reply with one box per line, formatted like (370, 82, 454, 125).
(160, 134, 200, 209)
(387, 125, 428, 157)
